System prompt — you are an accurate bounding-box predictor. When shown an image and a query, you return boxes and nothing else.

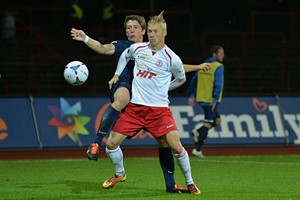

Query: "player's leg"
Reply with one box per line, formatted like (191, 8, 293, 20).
(102, 131, 128, 189)
(192, 105, 215, 158)
(214, 112, 221, 126)
(156, 138, 187, 193)
(103, 103, 142, 189)
(192, 122, 210, 157)
(94, 87, 130, 144)
(164, 131, 201, 194)
(148, 108, 200, 194)
(86, 87, 130, 160)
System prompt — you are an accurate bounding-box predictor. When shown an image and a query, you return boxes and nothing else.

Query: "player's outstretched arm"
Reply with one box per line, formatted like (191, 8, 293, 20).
(70, 28, 115, 55)
(183, 63, 211, 73)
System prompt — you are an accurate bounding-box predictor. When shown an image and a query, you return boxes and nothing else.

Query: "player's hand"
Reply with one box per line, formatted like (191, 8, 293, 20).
(108, 74, 119, 89)
(210, 103, 216, 112)
(188, 97, 195, 106)
(70, 28, 86, 42)
(199, 63, 211, 72)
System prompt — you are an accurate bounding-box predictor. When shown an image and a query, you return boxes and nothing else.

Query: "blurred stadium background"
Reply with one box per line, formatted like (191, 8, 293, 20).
(1, 0, 300, 97)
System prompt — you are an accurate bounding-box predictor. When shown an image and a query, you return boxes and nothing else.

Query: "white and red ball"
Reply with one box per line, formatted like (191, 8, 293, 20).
(64, 61, 89, 85)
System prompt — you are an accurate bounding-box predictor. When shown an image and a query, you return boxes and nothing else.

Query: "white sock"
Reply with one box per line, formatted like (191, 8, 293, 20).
(105, 146, 125, 176)
(174, 148, 194, 185)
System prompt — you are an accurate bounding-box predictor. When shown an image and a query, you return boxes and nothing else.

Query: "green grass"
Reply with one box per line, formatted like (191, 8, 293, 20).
(0, 155, 300, 200)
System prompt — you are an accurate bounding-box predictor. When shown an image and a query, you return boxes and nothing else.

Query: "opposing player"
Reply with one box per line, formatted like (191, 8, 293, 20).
(104, 11, 201, 194)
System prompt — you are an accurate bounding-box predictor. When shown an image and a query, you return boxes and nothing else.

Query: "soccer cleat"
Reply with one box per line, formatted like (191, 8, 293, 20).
(187, 183, 201, 194)
(192, 149, 205, 158)
(102, 174, 127, 189)
(86, 143, 99, 161)
(191, 130, 199, 143)
(170, 183, 189, 193)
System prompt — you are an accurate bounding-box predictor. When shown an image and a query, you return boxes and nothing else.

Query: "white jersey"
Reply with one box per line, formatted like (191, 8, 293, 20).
(116, 42, 186, 107)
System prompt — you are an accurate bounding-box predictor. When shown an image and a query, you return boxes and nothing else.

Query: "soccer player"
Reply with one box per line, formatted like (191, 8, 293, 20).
(71, 15, 209, 193)
(187, 45, 225, 158)
(103, 11, 201, 194)
(71, 15, 184, 193)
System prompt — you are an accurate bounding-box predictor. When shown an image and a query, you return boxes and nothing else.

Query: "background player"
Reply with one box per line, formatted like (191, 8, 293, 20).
(187, 45, 225, 158)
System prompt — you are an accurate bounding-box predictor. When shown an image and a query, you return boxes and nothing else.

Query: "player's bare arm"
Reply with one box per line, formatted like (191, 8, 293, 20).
(70, 28, 115, 55)
(183, 63, 211, 73)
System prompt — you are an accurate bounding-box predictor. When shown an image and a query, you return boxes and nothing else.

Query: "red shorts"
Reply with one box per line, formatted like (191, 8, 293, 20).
(111, 103, 178, 138)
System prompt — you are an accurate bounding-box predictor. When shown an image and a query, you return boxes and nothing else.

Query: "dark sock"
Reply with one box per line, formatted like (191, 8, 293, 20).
(196, 126, 209, 151)
(93, 105, 120, 146)
(159, 147, 176, 192)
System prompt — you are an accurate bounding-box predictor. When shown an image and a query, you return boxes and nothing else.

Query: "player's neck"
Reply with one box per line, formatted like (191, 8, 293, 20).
(149, 42, 165, 51)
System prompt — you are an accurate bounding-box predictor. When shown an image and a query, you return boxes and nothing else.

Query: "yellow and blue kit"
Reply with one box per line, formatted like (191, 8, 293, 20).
(188, 57, 224, 106)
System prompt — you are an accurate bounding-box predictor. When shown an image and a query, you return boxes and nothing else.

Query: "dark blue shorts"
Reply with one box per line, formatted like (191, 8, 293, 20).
(201, 104, 220, 126)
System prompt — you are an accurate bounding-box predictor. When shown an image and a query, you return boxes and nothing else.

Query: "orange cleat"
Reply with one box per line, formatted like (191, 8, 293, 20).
(86, 143, 99, 161)
(187, 183, 201, 194)
(102, 174, 127, 189)
(171, 183, 189, 193)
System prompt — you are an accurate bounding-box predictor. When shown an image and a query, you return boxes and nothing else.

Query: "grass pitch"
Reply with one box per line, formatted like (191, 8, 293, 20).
(0, 155, 299, 200)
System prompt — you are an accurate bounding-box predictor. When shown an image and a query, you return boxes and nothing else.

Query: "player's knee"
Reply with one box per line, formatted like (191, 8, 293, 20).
(106, 137, 118, 150)
(173, 147, 187, 158)
(169, 142, 184, 155)
(118, 97, 130, 107)
(105, 138, 113, 149)
(156, 139, 169, 148)
(204, 122, 212, 129)
(112, 96, 129, 111)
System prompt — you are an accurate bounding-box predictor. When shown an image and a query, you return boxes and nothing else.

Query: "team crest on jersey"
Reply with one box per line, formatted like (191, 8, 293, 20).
(155, 60, 163, 67)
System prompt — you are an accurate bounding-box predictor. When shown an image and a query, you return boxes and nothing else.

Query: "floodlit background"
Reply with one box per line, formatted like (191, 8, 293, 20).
(1, 0, 300, 96)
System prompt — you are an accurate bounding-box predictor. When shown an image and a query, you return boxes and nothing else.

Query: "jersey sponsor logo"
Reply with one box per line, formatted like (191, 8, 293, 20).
(136, 70, 157, 79)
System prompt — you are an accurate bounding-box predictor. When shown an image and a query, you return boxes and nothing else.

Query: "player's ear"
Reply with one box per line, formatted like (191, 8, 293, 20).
(164, 31, 167, 36)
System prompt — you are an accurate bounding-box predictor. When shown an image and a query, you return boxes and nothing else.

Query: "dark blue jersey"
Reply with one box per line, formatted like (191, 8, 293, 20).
(113, 40, 134, 58)
(110, 40, 135, 102)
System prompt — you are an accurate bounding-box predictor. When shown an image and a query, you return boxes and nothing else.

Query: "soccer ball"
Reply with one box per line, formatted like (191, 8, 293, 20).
(64, 61, 89, 85)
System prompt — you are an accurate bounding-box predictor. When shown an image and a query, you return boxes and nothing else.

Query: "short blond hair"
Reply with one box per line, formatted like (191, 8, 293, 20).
(148, 10, 167, 32)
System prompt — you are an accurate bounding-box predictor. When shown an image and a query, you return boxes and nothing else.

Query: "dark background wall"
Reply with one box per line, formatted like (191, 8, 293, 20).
(1, 0, 300, 97)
